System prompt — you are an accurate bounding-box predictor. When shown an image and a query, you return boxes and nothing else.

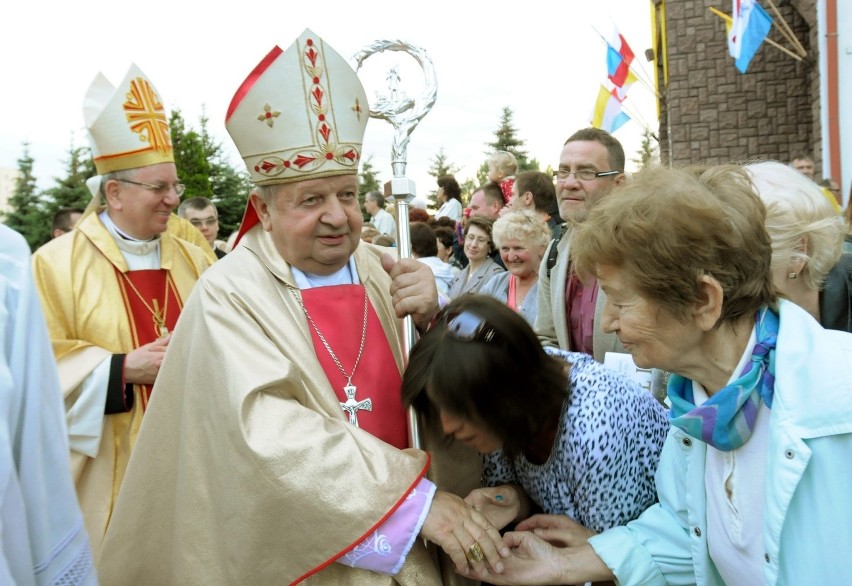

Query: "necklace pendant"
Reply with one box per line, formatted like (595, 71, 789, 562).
(340, 383, 372, 427)
(153, 314, 168, 338)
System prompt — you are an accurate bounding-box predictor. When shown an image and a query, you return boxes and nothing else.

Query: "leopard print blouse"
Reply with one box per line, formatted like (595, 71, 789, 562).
(482, 350, 669, 533)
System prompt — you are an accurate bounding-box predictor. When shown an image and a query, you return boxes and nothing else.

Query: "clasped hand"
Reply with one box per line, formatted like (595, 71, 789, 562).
(456, 514, 601, 585)
(124, 334, 171, 385)
(464, 485, 524, 531)
(420, 490, 509, 578)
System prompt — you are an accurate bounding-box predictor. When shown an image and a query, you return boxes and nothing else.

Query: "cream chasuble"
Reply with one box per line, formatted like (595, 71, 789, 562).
(31, 210, 211, 560)
(98, 226, 481, 585)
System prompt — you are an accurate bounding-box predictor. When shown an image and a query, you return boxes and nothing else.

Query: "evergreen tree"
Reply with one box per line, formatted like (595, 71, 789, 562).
(459, 177, 478, 206)
(426, 147, 461, 208)
(358, 156, 382, 221)
(199, 110, 252, 239)
(476, 162, 489, 187)
(43, 144, 96, 216)
(2, 144, 51, 249)
(170, 109, 213, 199)
(427, 147, 461, 179)
(485, 107, 538, 172)
(631, 128, 659, 170)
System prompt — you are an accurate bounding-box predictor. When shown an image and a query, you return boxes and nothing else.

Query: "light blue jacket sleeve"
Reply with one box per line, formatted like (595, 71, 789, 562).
(589, 428, 722, 586)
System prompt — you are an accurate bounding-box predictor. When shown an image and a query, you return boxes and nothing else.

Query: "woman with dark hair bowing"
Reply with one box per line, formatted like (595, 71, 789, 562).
(469, 165, 852, 585)
(401, 295, 668, 544)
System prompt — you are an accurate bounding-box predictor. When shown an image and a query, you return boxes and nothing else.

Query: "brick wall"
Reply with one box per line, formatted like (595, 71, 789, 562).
(656, 0, 820, 171)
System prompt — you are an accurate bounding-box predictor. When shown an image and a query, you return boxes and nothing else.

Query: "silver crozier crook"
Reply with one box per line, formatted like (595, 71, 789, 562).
(352, 40, 437, 450)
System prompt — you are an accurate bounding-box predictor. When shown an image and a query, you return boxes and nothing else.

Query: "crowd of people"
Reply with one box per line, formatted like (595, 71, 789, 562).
(3, 26, 852, 586)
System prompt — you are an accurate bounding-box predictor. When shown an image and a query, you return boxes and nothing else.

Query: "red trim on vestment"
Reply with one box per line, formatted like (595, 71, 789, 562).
(289, 453, 431, 586)
(232, 198, 259, 248)
(226, 45, 283, 121)
(114, 268, 183, 409)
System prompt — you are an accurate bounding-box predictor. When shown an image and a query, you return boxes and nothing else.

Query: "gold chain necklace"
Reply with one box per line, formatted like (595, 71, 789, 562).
(120, 271, 170, 338)
(290, 287, 372, 427)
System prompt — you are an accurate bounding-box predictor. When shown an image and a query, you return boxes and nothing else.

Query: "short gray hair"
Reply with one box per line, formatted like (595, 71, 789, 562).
(492, 210, 551, 251)
(177, 196, 216, 218)
(366, 190, 386, 207)
(254, 184, 284, 202)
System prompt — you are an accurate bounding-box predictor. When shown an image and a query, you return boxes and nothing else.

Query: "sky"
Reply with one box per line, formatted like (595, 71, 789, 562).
(0, 1, 658, 200)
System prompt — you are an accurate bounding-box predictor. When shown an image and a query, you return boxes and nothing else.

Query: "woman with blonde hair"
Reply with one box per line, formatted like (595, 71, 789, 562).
(479, 210, 551, 325)
(746, 161, 851, 332)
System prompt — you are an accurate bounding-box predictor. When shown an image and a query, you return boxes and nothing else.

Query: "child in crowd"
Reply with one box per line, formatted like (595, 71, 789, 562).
(488, 150, 519, 205)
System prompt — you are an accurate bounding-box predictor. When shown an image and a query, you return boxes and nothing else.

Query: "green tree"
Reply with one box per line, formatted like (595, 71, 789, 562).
(459, 177, 478, 206)
(631, 128, 659, 170)
(427, 147, 461, 179)
(426, 147, 461, 209)
(170, 109, 213, 199)
(358, 156, 382, 221)
(485, 107, 538, 172)
(3, 144, 50, 249)
(199, 110, 252, 238)
(475, 162, 489, 188)
(43, 143, 96, 216)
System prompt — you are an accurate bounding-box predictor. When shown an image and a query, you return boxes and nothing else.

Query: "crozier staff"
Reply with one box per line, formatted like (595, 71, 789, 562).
(99, 29, 506, 585)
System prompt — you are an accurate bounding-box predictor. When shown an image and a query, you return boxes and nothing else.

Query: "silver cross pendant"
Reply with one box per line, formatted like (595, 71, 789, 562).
(340, 383, 372, 427)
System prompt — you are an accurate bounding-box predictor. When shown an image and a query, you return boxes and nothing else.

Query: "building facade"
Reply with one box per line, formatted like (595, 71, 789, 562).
(651, 0, 849, 205)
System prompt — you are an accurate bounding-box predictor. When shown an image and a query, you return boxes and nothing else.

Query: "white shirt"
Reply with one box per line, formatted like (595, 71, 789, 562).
(694, 326, 769, 586)
(371, 208, 396, 236)
(435, 198, 463, 223)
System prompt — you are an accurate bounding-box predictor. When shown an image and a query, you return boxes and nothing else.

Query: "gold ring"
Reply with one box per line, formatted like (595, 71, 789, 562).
(466, 542, 485, 564)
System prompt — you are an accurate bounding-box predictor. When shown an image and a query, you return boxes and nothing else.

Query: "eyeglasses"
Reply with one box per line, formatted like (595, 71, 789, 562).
(464, 234, 489, 245)
(440, 309, 499, 343)
(554, 169, 621, 182)
(117, 178, 186, 197)
(189, 217, 218, 228)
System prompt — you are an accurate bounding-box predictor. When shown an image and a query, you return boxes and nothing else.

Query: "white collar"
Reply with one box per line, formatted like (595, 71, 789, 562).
(99, 211, 161, 257)
(291, 256, 360, 289)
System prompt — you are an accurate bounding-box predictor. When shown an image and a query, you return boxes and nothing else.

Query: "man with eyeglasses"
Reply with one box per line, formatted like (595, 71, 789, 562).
(31, 64, 211, 561)
(535, 127, 628, 361)
(178, 196, 228, 259)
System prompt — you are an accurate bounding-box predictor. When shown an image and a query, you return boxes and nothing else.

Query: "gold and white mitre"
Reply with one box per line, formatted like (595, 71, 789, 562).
(225, 29, 369, 186)
(83, 64, 174, 175)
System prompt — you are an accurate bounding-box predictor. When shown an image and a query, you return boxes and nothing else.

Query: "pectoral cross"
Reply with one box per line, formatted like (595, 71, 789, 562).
(152, 299, 169, 338)
(340, 382, 372, 427)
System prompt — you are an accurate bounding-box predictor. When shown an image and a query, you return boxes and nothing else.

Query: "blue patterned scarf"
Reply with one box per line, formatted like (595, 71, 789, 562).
(668, 306, 778, 451)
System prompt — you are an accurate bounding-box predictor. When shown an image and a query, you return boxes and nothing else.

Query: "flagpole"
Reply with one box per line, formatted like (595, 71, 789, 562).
(763, 0, 807, 57)
(605, 18, 661, 94)
(352, 40, 437, 451)
(592, 27, 661, 99)
(619, 96, 652, 129)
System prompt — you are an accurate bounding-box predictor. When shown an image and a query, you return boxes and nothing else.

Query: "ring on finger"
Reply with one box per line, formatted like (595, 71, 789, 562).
(466, 542, 485, 564)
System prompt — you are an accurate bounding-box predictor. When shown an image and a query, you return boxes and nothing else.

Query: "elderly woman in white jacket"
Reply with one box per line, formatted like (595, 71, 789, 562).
(467, 165, 852, 586)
